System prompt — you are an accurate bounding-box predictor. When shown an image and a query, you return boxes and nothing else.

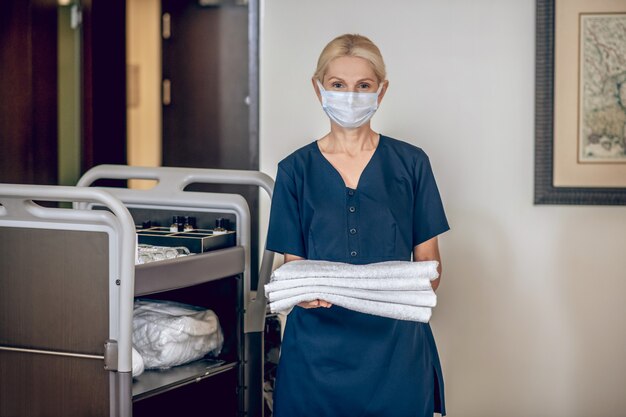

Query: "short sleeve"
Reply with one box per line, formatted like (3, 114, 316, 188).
(265, 164, 307, 257)
(412, 154, 450, 247)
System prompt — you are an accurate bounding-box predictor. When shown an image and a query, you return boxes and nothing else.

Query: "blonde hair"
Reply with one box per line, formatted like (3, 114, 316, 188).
(314, 34, 387, 84)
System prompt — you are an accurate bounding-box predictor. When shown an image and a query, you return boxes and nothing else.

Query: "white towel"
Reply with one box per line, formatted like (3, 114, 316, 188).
(271, 260, 439, 281)
(264, 276, 433, 293)
(268, 285, 436, 308)
(269, 293, 432, 323)
(265, 260, 439, 323)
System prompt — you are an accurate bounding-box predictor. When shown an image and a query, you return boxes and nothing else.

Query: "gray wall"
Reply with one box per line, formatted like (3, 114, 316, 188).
(259, 1, 626, 416)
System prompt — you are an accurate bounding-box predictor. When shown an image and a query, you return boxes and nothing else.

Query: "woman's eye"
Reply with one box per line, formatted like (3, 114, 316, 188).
(358, 83, 371, 89)
(331, 82, 344, 89)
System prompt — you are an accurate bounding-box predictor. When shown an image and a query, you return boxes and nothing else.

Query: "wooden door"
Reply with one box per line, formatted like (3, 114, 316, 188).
(0, 0, 58, 185)
(161, 0, 259, 285)
(0, 0, 127, 186)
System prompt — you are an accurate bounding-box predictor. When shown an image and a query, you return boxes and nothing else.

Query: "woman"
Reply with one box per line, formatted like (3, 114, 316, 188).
(266, 34, 449, 417)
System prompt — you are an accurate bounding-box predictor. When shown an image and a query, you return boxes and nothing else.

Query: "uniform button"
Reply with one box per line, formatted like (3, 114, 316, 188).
(349, 228, 357, 235)
(350, 251, 357, 257)
(348, 206, 356, 213)
(348, 190, 355, 196)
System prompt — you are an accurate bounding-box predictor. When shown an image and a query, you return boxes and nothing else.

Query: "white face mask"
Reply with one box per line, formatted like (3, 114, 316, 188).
(317, 80, 382, 129)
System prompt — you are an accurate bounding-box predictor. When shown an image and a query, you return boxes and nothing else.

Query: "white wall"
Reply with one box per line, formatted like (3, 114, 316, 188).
(259, 1, 626, 416)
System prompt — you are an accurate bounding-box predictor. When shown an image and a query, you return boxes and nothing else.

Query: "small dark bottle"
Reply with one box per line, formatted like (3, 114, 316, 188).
(213, 217, 230, 235)
(183, 216, 196, 232)
(170, 216, 180, 233)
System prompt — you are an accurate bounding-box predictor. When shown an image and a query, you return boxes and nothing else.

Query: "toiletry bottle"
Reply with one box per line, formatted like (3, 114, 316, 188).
(183, 216, 194, 232)
(170, 216, 180, 233)
(213, 217, 230, 235)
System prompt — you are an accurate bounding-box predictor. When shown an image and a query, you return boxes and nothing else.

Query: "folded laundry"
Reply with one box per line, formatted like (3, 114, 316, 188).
(267, 285, 436, 308)
(265, 260, 439, 323)
(269, 293, 433, 323)
(271, 260, 439, 281)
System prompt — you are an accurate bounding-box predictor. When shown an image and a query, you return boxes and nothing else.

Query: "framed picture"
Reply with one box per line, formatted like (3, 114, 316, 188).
(535, 0, 626, 205)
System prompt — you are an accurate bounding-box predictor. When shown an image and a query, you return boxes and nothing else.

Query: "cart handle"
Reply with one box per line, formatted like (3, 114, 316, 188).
(77, 164, 274, 200)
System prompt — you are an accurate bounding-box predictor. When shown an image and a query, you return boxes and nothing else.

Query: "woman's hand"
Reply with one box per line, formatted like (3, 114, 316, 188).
(298, 299, 332, 309)
(284, 254, 333, 308)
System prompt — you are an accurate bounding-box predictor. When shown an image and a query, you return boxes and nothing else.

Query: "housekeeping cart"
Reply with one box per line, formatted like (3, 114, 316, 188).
(0, 165, 275, 417)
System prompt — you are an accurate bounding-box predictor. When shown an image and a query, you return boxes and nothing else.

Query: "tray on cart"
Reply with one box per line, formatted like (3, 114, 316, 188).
(137, 227, 235, 253)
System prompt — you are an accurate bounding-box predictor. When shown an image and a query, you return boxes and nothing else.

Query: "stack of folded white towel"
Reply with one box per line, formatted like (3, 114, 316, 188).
(264, 260, 439, 323)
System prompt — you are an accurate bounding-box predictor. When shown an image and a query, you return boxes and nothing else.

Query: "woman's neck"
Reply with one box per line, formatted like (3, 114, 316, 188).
(321, 125, 379, 156)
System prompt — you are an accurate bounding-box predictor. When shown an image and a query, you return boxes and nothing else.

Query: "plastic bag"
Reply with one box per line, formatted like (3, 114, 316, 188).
(132, 299, 224, 369)
(132, 346, 145, 377)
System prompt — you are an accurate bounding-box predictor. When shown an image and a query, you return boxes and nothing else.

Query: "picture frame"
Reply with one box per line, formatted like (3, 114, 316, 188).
(534, 0, 626, 205)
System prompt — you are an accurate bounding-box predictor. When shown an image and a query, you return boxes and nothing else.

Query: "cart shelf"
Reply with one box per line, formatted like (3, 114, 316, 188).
(134, 246, 245, 296)
(132, 358, 236, 401)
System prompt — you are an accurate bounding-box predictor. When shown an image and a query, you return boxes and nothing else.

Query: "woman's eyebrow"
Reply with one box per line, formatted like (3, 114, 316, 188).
(327, 76, 376, 83)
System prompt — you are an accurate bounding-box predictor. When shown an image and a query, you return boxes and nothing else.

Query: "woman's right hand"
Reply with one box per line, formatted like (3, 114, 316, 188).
(284, 254, 332, 308)
(298, 299, 332, 309)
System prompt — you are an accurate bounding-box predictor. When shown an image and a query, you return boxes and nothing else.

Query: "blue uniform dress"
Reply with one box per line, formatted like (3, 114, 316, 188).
(266, 135, 450, 417)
